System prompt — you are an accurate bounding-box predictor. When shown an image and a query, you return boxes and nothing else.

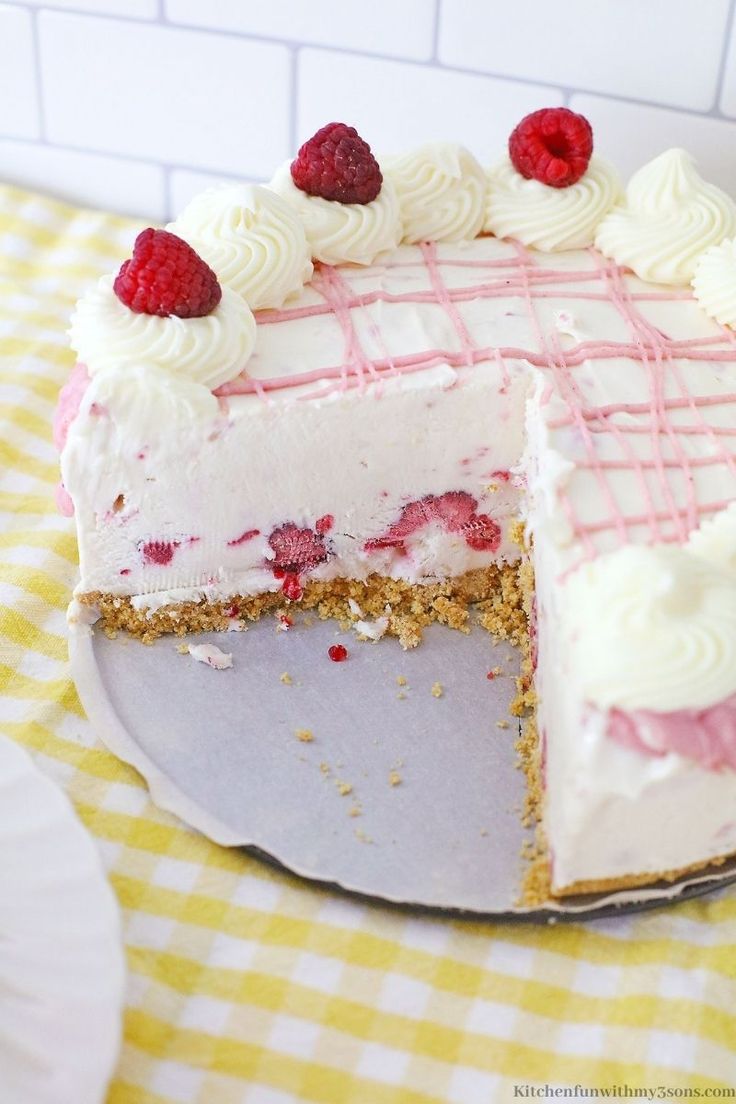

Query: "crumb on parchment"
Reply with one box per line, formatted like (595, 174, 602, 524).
(296, 728, 313, 743)
(389, 770, 402, 787)
(431, 681, 444, 698)
(280, 671, 293, 684)
(187, 643, 232, 670)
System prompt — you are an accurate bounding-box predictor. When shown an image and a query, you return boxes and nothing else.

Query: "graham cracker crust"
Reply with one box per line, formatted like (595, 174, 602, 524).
(554, 850, 735, 898)
(80, 562, 528, 649)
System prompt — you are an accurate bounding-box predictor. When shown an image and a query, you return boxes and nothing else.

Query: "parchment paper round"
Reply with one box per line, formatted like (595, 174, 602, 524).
(69, 609, 736, 920)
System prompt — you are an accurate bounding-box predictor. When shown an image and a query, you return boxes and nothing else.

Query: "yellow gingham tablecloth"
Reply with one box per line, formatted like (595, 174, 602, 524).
(2, 182, 736, 1104)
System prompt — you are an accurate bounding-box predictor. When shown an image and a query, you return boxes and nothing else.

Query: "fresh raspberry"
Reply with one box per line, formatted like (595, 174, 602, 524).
(268, 523, 329, 575)
(282, 574, 304, 602)
(113, 228, 222, 318)
(365, 491, 501, 556)
(425, 491, 477, 532)
(291, 122, 382, 205)
(365, 492, 477, 551)
(140, 539, 178, 565)
(508, 107, 593, 188)
(463, 514, 502, 552)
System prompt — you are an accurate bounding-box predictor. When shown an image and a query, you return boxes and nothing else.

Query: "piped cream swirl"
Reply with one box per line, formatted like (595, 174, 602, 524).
(563, 545, 736, 712)
(168, 184, 313, 310)
(692, 236, 736, 327)
(484, 155, 621, 250)
(595, 149, 736, 286)
(81, 363, 219, 451)
(268, 162, 402, 266)
(69, 274, 256, 390)
(687, 502, 736, 575)
(382, 143, 486, 243)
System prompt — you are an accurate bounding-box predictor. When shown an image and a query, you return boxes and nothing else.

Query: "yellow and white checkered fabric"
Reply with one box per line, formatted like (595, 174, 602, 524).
(2, 183, 736, 1103)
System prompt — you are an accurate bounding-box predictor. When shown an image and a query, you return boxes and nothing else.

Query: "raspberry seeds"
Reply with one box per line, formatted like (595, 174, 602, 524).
(509, 107, 593, 188)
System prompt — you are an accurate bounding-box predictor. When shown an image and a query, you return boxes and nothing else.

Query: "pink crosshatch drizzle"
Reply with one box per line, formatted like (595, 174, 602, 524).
(215, 240, 736, 570)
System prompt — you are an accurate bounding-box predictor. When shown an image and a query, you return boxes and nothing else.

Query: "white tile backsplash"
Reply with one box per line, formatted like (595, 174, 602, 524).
(22, 0, 158, 15)
(165, 0, 435, 60)
(439, 0, 733, 112)
(1, 0, 736, 220)
(39, 12, 291, 175)
(0, 5, 39, 139)
(298, 49, 563, 161)
(0, 138, 165, 218)
(570, 93, 736, 192)
(168, 168, 258, 216)
(720, 14, 736, 118)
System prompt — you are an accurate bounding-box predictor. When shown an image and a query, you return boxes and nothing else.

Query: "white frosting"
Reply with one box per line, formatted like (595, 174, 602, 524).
(687, 501, 736, 575)
(187, 643, 233, 669)
(595, 148, 736, 286)
(692, 236, 736, 327)
(484, 155, 622, 251)
(268, 162, 402, 266)
(81, 363, 219, 451)
(168, 184, 313, 311)
(69, 274, 256, 389)
(562, 545, 736, 712)
(382, 143, 486, 244)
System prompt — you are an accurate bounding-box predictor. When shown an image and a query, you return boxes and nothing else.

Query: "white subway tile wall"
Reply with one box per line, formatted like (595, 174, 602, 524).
(298, 50, 564, 159)
(439, 0, 733, 111)
(0, 5, 39, 139)
(168, 169, 256, 218)
(3, 0, 736, 220)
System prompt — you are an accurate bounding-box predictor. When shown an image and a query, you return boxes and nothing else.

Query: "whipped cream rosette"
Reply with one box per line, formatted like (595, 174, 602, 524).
(69, 273, 256, 391)
(269, 162, 402, 266)
(382, 143, 486, 243)
(72, 363, 219, 453)
(169, 184, 313, 311)
(485, 155, 621, 250)
(269, 123, 402, 266)
(687, 502, 736, 576)
(562, 545, 736, 713)
(595, 148, 736, 286)
(692, 235, 736, 327)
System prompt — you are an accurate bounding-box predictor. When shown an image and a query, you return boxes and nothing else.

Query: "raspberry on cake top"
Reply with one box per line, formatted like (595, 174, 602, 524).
(58, 108, 736, 899)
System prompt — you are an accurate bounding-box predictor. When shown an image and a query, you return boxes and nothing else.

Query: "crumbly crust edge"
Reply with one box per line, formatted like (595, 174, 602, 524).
(79, 563, 528, 650)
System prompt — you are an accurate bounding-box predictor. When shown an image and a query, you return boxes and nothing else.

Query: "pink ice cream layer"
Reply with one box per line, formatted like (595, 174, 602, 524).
(53, 363, 90, 452)
(607, 697, 736, 772)
(53, 363, 91, 516)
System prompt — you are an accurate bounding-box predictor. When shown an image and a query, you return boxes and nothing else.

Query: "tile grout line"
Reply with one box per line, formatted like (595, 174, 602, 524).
(711, 0, 736, 114)
(289, 47, 299, 152)
(431, 0, 441, 63)
(28, 7, 47, 143)
(163, 166, 174, 223)
(0, 132, 268, 183)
